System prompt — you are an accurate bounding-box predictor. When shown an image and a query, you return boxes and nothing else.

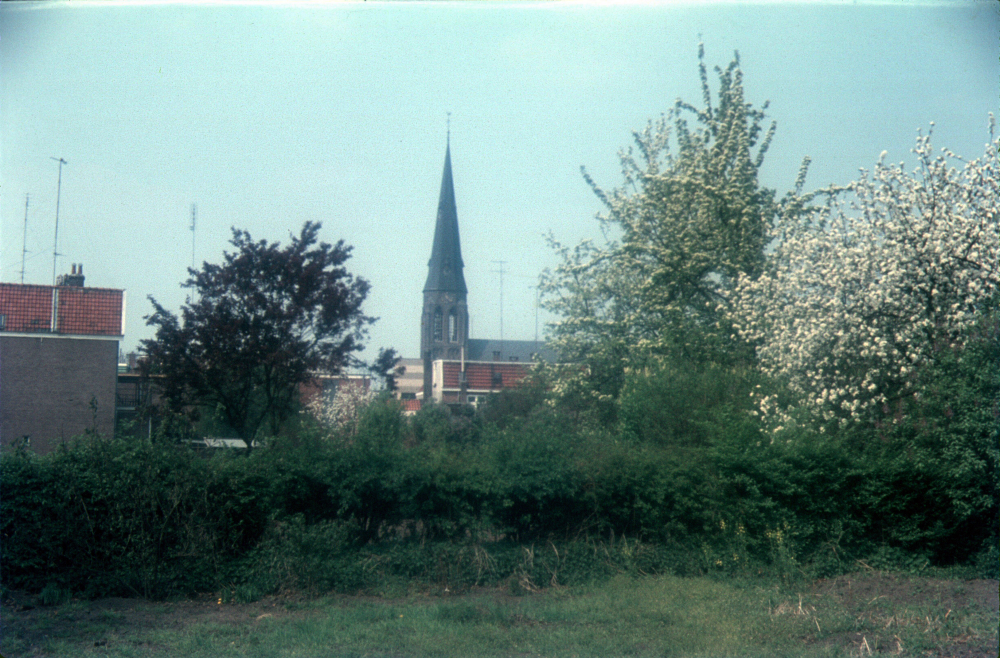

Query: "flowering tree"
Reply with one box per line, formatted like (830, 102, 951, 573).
(305, 381, 375, 440)
(539, 47, 782, 410)
(733, 121, 1000, 426)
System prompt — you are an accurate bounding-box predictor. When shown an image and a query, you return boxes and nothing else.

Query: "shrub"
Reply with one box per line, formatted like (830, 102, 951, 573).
(237, 516, 363, 595)
(0, 433, 268, 598)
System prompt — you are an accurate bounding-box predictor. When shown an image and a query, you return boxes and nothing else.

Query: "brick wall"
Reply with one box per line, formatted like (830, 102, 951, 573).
(0, 335, 119, 454)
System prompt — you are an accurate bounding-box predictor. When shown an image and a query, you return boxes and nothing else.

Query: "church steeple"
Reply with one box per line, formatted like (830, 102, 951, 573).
(423, 139, 467, 295)
(421, 135, 470, 404)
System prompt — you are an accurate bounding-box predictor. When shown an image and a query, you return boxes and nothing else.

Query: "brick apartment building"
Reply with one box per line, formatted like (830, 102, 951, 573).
(0, 266, 125, 453)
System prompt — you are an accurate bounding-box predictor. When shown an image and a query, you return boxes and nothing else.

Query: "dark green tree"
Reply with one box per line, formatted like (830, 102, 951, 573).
(370, 347, 403, 392)
(142, 222, 373, 443)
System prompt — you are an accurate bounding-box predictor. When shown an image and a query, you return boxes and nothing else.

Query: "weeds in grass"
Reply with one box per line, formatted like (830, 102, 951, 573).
(3, 572, 995, 658)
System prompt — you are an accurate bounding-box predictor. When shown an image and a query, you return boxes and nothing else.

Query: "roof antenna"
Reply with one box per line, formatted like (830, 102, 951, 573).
(50, 157, 67, 285)
(190, 203, 197, 269)
(20, 194, 29, 284)
(492, 259, 507, 359)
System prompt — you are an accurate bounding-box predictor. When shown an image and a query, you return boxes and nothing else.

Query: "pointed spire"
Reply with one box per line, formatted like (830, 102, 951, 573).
(423, 137, 467, 294)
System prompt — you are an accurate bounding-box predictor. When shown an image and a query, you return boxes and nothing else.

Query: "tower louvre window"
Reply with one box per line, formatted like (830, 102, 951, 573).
(433, 308, 443, 342)
(448, 309, 457, 342)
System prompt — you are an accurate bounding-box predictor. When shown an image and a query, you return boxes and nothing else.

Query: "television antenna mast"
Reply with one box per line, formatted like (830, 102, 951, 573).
(20, 194, 29, 284)
(190, 203, 197, 269)
(492, 259, 507, 356)
(530, 284, 539, 348)
(50, 157, 67, 285)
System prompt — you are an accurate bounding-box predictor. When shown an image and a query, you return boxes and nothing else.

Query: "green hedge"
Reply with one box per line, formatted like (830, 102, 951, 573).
(0, 435, 268, 598)
(3, 354, 996, 600)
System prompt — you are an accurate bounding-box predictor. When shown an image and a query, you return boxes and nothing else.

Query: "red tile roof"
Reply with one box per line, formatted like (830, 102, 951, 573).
(0, 283, 123, 337)
(440, 361, 532, 391)
(0, 285, 51, 333)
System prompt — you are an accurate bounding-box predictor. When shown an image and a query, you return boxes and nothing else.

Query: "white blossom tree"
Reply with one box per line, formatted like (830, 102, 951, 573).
(733, 120, 1000, 427)
(540, 47, 781, 409)
(305, 381, 375, 440)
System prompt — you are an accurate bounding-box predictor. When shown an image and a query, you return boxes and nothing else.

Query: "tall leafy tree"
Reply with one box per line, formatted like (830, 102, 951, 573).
(540, 46, 785, 408)
(142, 222, 373, 442)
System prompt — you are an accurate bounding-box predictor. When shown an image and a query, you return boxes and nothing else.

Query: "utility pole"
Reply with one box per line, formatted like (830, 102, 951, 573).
(50, 157, 67, 285)
(20, 194, 29, 284)
(492, 259, 507, 357)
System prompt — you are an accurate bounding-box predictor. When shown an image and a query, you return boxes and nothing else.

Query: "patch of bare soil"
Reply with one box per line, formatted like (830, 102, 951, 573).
(812, 573, 999, 614)
(0, 591, 309, 657)
(807, 573, 999, 658)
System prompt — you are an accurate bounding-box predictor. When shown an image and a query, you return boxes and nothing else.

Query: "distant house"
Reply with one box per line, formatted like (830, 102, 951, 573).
(299, 372, 372, 407)
(115, 351, 163, 440)
(0, 265, 125, 453)
(394, 358, 425, 413)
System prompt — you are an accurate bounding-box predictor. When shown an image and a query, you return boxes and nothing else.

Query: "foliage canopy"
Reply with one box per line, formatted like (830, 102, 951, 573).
(142, 222, 372, 441)
(539, 46, 786, 412)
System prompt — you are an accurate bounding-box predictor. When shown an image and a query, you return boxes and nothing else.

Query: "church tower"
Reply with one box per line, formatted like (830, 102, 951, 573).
(421, 137, 469, 402)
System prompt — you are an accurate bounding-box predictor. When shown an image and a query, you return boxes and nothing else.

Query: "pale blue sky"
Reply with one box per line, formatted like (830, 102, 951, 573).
(2, 1, 997, 362)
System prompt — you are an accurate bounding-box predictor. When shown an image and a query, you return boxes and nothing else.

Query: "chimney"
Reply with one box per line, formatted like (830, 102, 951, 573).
(57, 263, 86, 287)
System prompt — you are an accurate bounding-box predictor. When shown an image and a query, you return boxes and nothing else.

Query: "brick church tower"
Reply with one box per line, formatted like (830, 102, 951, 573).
(421, 137, 469, 402)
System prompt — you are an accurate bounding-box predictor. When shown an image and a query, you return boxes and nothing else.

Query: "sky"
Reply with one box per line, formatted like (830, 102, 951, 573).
(2, 0, 998, 365)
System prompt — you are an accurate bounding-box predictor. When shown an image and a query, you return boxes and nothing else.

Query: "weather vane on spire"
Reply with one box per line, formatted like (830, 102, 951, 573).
(447, 111, 451, 144)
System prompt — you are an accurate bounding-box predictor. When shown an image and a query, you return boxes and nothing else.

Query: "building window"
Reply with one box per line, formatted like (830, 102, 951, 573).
(493, 351, 501, 361)
(433, 308, 443, 341)
(448, 309, 458, 342)
(509, 356, 519, 362)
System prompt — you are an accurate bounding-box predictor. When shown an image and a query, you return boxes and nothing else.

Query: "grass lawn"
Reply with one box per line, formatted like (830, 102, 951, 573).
(2, 571, 996, 657)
